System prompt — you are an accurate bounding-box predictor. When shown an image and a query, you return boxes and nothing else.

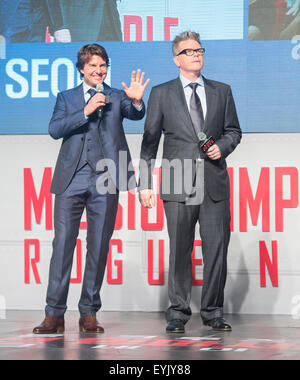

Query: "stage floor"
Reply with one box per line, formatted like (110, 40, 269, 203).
(0, 311, 300, 361)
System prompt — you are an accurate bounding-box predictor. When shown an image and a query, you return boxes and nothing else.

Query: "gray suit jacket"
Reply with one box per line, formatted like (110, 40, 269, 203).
(139, 76, 242, 202)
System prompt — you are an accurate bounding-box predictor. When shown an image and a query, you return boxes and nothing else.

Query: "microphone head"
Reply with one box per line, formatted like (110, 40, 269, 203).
(197, 132, 207, 142)
(96, 83, 104, 93)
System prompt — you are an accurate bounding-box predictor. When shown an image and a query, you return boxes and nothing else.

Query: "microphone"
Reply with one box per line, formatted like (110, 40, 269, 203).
(96, 83, 104, 118)
(197, 132, 215, 153)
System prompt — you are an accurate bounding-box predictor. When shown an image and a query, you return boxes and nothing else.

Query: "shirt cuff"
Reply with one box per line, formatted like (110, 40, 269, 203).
(132, 102, 143, 111)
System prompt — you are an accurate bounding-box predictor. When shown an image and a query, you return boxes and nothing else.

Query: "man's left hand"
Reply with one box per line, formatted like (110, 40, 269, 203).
(206, 144, 221, 160)
(121, 69, 150, 105)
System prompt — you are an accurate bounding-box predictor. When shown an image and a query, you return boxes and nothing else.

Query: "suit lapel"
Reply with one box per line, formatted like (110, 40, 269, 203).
(172, 77, 218, 140)
(202, 76, 217, 134)
(73, 83, 86, 110)
(103, 82, 112, 96)
(172, 78, 198, 140)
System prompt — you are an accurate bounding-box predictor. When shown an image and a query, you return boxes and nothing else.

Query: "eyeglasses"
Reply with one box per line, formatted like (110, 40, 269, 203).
(176, 48, 205, 56)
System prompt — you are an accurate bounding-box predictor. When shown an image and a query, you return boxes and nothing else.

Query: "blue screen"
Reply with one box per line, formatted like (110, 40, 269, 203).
(0, 0, 299, 134)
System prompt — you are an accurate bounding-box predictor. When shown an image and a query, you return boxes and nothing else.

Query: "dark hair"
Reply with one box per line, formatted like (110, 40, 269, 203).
(76, 44, 109, 76)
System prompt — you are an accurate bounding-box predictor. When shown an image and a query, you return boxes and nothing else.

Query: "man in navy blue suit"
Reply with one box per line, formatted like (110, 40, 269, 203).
(33, 44, 149, 334)
(0, 0, 71, 42)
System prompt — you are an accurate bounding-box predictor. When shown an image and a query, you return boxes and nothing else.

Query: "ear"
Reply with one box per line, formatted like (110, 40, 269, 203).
(173, 55, 180, 68)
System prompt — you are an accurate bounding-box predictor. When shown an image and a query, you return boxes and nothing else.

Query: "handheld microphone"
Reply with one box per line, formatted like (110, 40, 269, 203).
(95, 83, 104, 118)
(197, 132, 215, 153)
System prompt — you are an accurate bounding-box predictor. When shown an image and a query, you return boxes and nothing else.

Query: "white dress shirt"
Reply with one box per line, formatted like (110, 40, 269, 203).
(83, 81, 95, 103)
(180, 74, 207, 120)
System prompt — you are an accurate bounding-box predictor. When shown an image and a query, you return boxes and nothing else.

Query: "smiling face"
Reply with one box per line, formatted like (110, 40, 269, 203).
(173, 39, 204, 79)
(80, 54, 107, 88)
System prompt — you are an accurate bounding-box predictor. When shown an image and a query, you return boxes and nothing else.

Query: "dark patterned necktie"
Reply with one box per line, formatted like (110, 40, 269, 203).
(189, 82, 204, 134)
(87, 88, 97, 103)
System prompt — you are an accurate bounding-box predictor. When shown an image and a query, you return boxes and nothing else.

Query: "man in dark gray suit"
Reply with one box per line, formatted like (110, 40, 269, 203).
(33, 44, 149, 334)
(139, 31, 242, 333)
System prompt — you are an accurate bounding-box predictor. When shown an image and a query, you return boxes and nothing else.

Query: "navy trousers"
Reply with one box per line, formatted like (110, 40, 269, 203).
(45, 164, 119, 318)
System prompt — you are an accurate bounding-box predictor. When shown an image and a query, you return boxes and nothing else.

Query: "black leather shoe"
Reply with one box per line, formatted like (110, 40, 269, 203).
(166, 320, 185, 333)
(204, 318, 232, 331)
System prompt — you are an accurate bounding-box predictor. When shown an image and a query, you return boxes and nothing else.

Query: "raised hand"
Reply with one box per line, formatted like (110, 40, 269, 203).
(121, 69, 150, 105)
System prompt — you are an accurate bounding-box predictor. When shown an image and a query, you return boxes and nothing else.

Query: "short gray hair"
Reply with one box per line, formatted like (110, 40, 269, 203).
(172, 31, 201, 56)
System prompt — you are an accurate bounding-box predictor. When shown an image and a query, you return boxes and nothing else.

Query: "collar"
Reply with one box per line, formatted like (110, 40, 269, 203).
(82, 81, 95, 95)
(180, 73, 204, 88)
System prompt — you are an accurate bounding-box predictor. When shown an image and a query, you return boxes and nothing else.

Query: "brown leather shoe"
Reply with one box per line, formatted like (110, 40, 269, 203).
(79, 315, 104, 333)
(33, 316, 65, 334)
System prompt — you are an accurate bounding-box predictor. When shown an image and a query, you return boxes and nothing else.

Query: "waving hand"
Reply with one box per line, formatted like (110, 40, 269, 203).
(121, 69, 150, 106)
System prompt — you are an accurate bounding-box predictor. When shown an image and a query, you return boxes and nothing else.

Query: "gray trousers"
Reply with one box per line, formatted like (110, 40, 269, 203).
(45, 164, 119, 318)
(163, 192, 231, 323)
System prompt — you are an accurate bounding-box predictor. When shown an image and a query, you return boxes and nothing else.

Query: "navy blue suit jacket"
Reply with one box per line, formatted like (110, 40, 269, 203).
(0, 0, 64, 42)
(49, 83, 145, 195)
